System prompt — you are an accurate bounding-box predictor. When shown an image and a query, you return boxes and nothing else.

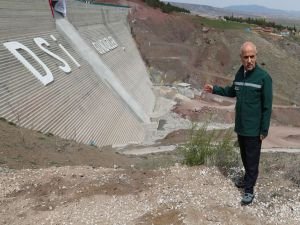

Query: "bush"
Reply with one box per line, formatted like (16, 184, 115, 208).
(180, 123, 239, 169)
(285, 166, 300, 187)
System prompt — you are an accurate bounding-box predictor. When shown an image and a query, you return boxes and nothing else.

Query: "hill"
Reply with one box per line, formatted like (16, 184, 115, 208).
(130, 2, 300, 105)
(168, 2, 300, 19)
(224, 5, 300, 19)
(168, 2, 300, 28)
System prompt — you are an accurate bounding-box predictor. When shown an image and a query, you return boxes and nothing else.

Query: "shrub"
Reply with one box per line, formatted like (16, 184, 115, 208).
(8, 121, 16, 126)
(180, 123, 239, 169)
(285, 166, 300, 187)
(45, 132, 54, 137)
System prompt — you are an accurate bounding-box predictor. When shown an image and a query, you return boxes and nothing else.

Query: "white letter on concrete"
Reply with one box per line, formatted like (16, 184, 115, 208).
(108, 36, 118, 48)
(34, 37, 71, 73)
(99, 40, 110, 53)
(59, 44, 81, 68)
(102, 38, 112, 50)
(3, 41, 53, 86)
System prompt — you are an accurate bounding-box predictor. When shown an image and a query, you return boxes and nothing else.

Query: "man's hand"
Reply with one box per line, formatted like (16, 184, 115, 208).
(260, 135, 265, 141)
(204, 84, 213, 93)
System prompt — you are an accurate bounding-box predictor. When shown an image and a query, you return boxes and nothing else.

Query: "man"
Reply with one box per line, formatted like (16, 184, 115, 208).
(204, 41, 272, 205)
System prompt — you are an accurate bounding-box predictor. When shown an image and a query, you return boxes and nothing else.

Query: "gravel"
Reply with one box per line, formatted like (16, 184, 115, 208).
(1, 165, 299, 225)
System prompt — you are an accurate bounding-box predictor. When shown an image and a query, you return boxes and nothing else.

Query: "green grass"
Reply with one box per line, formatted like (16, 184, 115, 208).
(134, 150, 183, 170)
(30, 161, 37, 165)
(192, 16, 252, 30)
(291, 35, 300, 43)
(11, 154, 22, 160)
(48, 161, 59, 166)
(180, 123, 239, 169)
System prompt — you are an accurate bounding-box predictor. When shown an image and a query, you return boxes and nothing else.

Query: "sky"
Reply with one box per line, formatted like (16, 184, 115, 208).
(163, 0, 300, 11)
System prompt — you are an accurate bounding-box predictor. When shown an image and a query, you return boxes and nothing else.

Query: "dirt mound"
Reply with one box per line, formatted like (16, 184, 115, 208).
(263, 126, 300, 148)
(0, 119, 142, 170)
(285, 134, 300, 141)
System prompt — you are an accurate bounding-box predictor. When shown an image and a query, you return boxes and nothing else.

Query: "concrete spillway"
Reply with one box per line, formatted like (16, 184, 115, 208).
(0, 0, 155, 146)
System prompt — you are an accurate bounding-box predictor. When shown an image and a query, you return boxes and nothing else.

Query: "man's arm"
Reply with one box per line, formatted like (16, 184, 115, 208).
(204, 82, 236, 97)
(260, 75, 273, 138)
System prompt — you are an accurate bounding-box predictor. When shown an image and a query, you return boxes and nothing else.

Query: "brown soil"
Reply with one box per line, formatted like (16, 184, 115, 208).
(170, 92, 300, 148)
(129, 0, 300, 105)
(5, 168, 160, 212)
(0, 119, 142, 170)
(1, 102, 300, 224)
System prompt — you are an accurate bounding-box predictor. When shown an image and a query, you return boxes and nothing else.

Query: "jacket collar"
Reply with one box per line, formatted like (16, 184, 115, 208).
(239, 64, 259, 77)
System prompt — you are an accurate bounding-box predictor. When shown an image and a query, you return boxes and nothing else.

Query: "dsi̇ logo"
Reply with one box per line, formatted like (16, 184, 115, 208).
(3, 35, 81, 86)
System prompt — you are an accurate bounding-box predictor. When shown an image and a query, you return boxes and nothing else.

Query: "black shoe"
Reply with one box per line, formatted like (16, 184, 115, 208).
(241, 193, 254, 205)
(234, 178, 245, 188)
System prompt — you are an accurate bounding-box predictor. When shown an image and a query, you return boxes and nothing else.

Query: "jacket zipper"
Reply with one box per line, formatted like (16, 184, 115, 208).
(240, 71, 247, 129)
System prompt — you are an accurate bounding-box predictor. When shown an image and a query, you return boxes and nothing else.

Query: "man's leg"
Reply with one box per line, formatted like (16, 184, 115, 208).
(235, 135, 247, 188)
(238, 135, 247, 178)
(240, 136, 261, 205)
(243, 136, 262, 194)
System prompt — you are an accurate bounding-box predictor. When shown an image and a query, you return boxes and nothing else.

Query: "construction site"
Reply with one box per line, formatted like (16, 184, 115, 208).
(0, 0, 300, 224)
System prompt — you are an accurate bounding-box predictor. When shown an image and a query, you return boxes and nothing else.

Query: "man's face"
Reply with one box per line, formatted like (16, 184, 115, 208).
(240, 45, 257, 71)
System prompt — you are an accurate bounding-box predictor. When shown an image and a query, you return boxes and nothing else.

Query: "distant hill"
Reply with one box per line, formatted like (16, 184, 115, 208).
(168, 2, 300, 20)
(166, 3, 239, 18)
(224, 5, 300, 19)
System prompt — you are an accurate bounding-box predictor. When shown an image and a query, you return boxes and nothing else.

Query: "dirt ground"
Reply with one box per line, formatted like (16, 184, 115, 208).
(1, 149, 300, 225)
(1, 95, 300, 224)
(171, 91, 300, 149)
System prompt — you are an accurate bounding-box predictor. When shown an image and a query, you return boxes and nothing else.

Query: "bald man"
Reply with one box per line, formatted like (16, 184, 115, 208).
(204, 42, 273, 205)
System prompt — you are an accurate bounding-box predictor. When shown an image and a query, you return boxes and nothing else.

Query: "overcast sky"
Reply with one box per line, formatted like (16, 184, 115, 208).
(163, 0, 300, 11)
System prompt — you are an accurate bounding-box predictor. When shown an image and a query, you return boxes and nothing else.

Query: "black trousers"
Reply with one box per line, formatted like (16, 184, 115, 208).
(238, 135, 262, 194)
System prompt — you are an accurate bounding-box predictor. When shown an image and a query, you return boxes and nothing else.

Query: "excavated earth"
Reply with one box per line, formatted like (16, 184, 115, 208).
(1, 88, 300, 225)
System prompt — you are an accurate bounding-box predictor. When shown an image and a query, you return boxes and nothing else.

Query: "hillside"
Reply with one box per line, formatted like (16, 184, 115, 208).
(130, 1, 300, 105)
(224, 5, 300, 19)
(169, 2, 300, 27)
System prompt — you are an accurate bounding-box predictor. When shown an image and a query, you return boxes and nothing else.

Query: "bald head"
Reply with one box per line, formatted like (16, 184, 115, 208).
(240, 41, 257, 71)
(240, 41, 257, 55)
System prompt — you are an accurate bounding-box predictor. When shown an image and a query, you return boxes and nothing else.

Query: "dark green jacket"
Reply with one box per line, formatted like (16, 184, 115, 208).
(213, 65, 272, 137)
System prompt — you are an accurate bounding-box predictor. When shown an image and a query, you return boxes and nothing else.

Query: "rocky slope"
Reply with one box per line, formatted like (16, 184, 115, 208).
(129, 1, 300, 105)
